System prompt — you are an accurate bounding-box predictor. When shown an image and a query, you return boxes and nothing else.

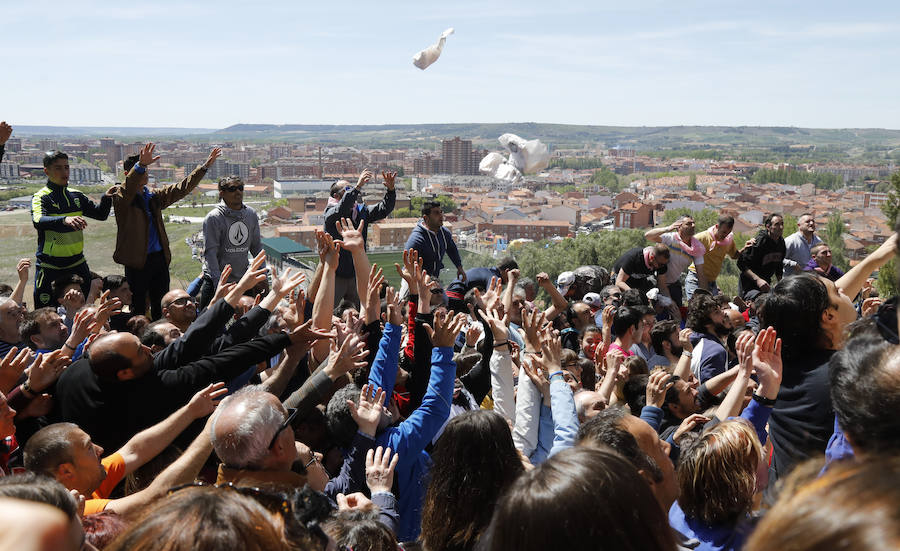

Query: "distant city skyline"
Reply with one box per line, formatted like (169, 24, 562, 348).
(6, 1, 900, 129)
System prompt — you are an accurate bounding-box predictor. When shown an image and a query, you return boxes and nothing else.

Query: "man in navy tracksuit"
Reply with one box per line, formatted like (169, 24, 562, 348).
(445, 257, 519, 312)
(324, 170, 396, 305)
(404, 201, 465, 289)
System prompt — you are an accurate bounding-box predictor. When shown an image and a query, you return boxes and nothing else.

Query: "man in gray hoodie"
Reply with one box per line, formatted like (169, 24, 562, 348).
(198, 176, 264, 308)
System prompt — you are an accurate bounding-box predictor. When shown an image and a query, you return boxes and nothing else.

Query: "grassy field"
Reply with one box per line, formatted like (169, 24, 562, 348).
(0, 210, 204, 293)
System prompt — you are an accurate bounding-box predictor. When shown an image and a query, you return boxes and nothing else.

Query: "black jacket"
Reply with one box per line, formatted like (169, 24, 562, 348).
(55, 304, 291, 451)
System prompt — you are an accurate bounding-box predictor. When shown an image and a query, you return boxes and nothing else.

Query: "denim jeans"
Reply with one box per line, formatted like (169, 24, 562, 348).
(685, 271, 719, 301)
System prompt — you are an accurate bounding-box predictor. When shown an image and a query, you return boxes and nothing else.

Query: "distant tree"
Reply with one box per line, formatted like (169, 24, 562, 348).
(687, 173, 697, 191)
(590, 168, 622, 193)
(660, 208, 719, 231)
(881, 170, 900, 229)
(822, 213, 849, 271)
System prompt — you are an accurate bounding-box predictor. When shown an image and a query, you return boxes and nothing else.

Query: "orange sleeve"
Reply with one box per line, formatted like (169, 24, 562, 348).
(84, 498, 110, 516)
(92, 453, 127, 499)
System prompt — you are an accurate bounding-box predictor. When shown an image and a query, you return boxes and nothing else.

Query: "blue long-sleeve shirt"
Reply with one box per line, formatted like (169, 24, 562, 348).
(371, 343, 455, 542)
(548, 378, 579, 457)
(530, 403, 555, 465)
(367, 322, 402, 404)
(404, 221, 462, 278)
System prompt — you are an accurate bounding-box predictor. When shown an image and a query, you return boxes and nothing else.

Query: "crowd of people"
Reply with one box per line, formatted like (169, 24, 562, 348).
(0, 121, 899, 550)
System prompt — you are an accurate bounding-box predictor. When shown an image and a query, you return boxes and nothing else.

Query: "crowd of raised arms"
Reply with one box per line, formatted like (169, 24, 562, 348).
(1, 120, 900, 551)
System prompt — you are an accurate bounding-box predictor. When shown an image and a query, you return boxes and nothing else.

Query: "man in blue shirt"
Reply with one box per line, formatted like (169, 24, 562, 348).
(108, 143, 221, 320)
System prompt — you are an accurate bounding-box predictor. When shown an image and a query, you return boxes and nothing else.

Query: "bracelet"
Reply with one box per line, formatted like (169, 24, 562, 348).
(492, 341, 509, 348)
(548, 370, 564, 379)
(63, 342, 77, 351)
(681, 351, 693, 359)
(751, 393, 777, 407)
(21, 381, 35, 397)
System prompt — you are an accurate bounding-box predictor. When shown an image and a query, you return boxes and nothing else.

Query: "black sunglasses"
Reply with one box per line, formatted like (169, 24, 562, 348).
(222, 184, 244, 192)
(269, 407, 299, 449)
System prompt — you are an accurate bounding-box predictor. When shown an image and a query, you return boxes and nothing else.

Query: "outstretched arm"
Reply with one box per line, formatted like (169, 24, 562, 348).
(116, 383, 226, 476)
(106, 415, 216, 517)
(836, 234, 898, 299)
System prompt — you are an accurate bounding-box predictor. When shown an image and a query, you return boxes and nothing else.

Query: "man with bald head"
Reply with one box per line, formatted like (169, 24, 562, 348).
(55, 317, 329, 450)
(161, 289, 197, 333)
(211, 386, 329, 493)
(574, 390, 607, 423)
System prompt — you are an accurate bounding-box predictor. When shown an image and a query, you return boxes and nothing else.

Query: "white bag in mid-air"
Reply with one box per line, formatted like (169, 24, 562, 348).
(413, 28, 454, 70)
(480, 133, 550, 183)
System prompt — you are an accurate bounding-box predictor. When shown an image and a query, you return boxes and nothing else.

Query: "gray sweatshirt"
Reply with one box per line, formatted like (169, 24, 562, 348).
(202, 203, 263, 282)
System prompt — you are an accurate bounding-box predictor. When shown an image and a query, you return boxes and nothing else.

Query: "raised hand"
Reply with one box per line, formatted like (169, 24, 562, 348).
(362, 264, 384, 323)
(645, 369, 673, 409)
(862, 297, 883, 318)
(381, 170, 397, 191)
(601, 305, 616, 331)
(752, 326, 783, 400)
(203, 147, 222, 169)
(26, 350, 70, 393)
(336, 492, 375, 512)
(315, 229, 340, 266)
(365, 446, 399, 494)
(187, 382, 228, 418)
(673, 413, 710, 442)
(356, 169, 374, 190)
(478, 307, 509, 341)
(0, 121, 12, 145)
(324, 334, 370, 379)
(67, 308, 97, 347)
(93, 290, 122, 331)
(679, 327, 694, 354)
(536, 272, 551, 288)
(282, 288, 306, 330)
(59, 287, 85, 312)
(520, 307, 546, 353)
(481, 276, 503, 311)
(385, 286, 403, 326)
(0, 347, 33, 394)
(269, 266, 306, 299)
(464, 320, 483, 347)
(230, 251, 268, 299)
(394, 249, 418, 290)
(16, 259, 30, 284)
(347, 384, 387, 437)
(288, 319, 336, 351)
(522, 355, 550, 401)
(138, 142, 161, 167)
(423, 310, 467, 348)
(211, 264, 235, 304)
(336, 217, 365, 253)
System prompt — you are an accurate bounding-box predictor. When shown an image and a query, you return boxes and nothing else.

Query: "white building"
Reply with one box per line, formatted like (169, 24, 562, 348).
(273, 179, 333, 198)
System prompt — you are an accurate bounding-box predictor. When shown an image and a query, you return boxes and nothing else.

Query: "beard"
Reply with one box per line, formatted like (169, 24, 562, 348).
(713, 322, 731, 338)
(670, 344, 684, 357)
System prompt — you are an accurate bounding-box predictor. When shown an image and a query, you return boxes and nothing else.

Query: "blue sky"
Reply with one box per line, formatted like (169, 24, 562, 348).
(4, 0, 899, 129)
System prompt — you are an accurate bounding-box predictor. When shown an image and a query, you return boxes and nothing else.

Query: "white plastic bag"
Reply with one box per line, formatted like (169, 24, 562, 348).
(478, 152, 504, 175)
(413, 28, 454, 70)
(523, 139, 550, 173)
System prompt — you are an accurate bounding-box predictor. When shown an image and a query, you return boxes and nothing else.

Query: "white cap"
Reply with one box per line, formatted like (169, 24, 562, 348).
(582, 292, 602, 309)
(557, 271, 576, 295)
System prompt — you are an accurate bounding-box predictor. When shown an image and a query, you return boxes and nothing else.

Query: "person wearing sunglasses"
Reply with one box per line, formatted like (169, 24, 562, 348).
(198, 175, 266, 309)
(109, 142, 222, 320)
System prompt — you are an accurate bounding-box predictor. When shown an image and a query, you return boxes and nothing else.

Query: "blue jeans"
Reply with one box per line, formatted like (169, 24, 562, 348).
(685, 271, 719, 301)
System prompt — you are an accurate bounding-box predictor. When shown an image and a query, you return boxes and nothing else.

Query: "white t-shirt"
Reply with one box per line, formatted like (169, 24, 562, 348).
(660, 232, 706, 285)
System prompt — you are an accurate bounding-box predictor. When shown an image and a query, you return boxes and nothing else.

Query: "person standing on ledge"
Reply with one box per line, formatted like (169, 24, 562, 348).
(404, 200, 465, 292)
(109, 143, 222, 320)
(198, 175, 264, 309)
(31, 150, 112, 308)
(324, 169, 396, 305)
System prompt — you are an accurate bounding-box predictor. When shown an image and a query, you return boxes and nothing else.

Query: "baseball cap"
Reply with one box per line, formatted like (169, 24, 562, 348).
(582, 292, 602, 310)
(557, 271, 576, 295)
(743, 289, 761, 302)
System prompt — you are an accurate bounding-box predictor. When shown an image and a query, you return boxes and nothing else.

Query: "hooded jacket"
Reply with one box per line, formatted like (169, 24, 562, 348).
(202, 203, 262, 283)
(404, 221, 462, 277)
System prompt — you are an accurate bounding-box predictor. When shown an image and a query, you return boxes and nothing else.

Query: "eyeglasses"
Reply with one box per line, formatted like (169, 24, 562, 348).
(167, 481, 291, 515)
(268, 407, 299, 449)
(222, 184, 244, 192)
(164, 296, 196, 308)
